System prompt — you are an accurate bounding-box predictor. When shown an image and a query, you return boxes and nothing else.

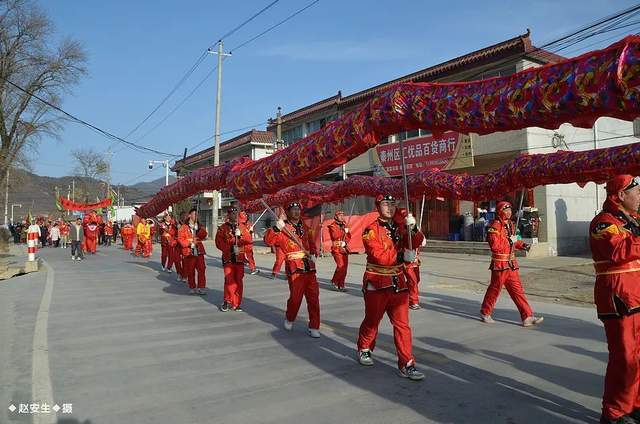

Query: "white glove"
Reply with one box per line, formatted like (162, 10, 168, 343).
(340, 241, 346, 248)
(510, 235, 518, 244)
(190, 242, 195, 248)
(307, 254, 316, 263)
(234, 228, 241, 237)
(275, 219, 285, 230)
(403, 250, 417, 262)
(421, 238, 427, 247)
(232, 245, 239, 255)
(405, 214, 416, 229)
(344, 227, 349, 234)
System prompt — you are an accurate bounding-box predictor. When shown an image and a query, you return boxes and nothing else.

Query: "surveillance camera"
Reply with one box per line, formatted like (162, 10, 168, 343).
(148, 161, 153, 170)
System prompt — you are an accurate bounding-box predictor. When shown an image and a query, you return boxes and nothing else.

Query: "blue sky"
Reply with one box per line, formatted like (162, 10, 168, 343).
(32, 0, 639, 185)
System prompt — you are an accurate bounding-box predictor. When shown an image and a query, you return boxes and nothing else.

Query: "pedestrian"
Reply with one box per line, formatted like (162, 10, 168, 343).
(59, 220, 69, 248)
(50, 223, 60, 248)
(104, 221, 113, 246)
(178, 208, 207, 295)
(264, 201, 321, 338)
(216, 206, 252, 312)
(479, 201, 544, 326)
(69, 217, 84, 261)
(356, 194, 425, 380)
(328, 210, 351, 291)
(590, 175, 640, 424)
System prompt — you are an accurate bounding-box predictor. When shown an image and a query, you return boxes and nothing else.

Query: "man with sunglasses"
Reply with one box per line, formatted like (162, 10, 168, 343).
(480, 201, 543, 327)
(590, 175, 640, 424)
(357, 194, 426, 381)
(264, 202, 321, 338)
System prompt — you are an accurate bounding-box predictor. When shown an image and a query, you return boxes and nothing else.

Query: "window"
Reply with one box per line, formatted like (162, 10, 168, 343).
(396, 129, 425, 141)
(634, 118, 640, 137)
(282, 125, 303, 145)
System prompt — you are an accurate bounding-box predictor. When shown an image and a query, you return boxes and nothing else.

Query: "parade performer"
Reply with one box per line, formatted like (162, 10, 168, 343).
(480, 201, 544, 327)
(264, 202, 321, 338)
(173, 215, 185, 282)
(357, 194, 425, 381)
(178, 208, 207, 295)
(59, 220, 69, 249)
(135, 218, 152, 257)
(590, 175, 640, 424)
(159, 213, 177, 273)
(104, 221, 113, 246)
(121, 221, 135, 251)
(216, 207, 253, 311)
(239, 211, 259, 275)
(84, 217, 99, 254)
(398, 208, 425, 310)
(328, 210, 351, 291)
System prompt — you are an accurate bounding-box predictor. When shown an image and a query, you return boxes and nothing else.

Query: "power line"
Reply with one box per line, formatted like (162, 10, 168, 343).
(218, 0, 280, 40)
(0, 76, 180, 158)
(229, 0, 321, 53)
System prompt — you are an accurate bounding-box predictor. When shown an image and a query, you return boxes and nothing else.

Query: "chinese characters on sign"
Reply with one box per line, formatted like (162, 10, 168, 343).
(375, 132, 471, 176)
(9, 402, 73, 415)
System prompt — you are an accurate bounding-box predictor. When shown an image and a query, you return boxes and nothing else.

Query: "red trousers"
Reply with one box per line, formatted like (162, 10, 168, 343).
(331, 251, 349, 289)
(135, 240, 152, 257)
(358, 289, 415, 370)
(183, 255, 206, 289)
(173, 245, 183, 277)
(406, 266, 421, 306)
(602, 313, 640, 419)
(161, 244, 174, 269)
(480, 269, 533, 320)
(123, 236, 133, 251)
(272, 248, 285, 276)
(223, 263, 244, 308)
(86, 237, 97, 254)
(286, 271, 320, 329)
(245, 246, 256, 272)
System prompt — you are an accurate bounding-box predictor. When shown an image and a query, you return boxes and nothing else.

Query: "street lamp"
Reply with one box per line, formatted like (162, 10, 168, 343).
(148, 160, 170, 187)
(10, 203, 22, 224)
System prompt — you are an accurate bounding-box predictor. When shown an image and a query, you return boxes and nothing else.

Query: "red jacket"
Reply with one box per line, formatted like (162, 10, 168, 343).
(328, 221, 351, 254)
(178, 223, 207, 257)
(105, 223, 114, 236)
(362, 217, 423, 291)
(215, 221, 252, 264)
(84, 223, 99, 240)
(590, 201, 640, 319)
(487, 217, 525, 271)
(264, 220, 317, 276)
(159, 220, 178, 247)
(121, 224, 134, 237)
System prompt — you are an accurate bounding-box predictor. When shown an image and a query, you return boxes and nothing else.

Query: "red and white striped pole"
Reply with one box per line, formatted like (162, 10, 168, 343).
(27, 225, 39, 261)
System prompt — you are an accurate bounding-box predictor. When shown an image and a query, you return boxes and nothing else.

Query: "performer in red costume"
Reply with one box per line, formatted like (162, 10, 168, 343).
(104, 221, 113, 246)
(173, 214, 185, 282)
(178, 208, 208, 295)
(356, 195, 425, 380)
(480, 201, 544, 327)
(328, 210, 351, 291)
(84, 215, 99, 254)
(264, 202, 321, 338)
(216, 207, 253, 311)
(159, 213, 177, 273)
(121, 221, 135, 251)
(590, 175, 640, 424)
(239, 211, 259, 275)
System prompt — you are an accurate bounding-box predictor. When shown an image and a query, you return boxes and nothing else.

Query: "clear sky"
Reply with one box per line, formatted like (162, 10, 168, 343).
(31, 0, 639, 185)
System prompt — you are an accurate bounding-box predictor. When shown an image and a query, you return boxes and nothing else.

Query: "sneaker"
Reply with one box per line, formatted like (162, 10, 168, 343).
(522, 316, 544, 327)
(166, 269, 172, 274)
(480, 314, 495, 324)
(250, 270, 259, 275)
(71, 256, 76, 261)
(284, 320, 293, 331)
(233, 306, 244, 312)
(358, 350, 374, 366)
(339, 287, 348, 292)
(220, 302, 229, 312)
(161, 267, 166, 272)
(271, 273, 277, 279)
(308, 328, 321, 338)
(189, 289, 197, 295)
(197, 288, 207, 295)
(399, 365, 425, 381)
(409, 304, 421, 310)
(600, 414, 639, 424)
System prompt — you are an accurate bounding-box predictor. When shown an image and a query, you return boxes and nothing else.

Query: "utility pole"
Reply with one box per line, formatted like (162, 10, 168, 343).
(72, 179, 75, 203)
(593, 118, 600, 216)
(276, 106, 282, 150)
(3, 167, 9, 227)
(208, 40, 231, 239)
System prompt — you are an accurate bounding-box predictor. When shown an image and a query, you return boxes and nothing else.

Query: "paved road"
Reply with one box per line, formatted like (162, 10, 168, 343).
(0, 244, 605, 424)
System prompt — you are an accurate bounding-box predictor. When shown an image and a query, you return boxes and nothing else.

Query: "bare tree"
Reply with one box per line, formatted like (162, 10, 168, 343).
(0, 0, 87, 180)
(71, 147, 107, 202)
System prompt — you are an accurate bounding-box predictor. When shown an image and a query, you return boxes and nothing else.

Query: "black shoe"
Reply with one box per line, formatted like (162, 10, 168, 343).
(358, 350, 374, 366)
(600, 414, 640, 424)
(233, 306, 244, 312)
(399, 365, 425, 381)
(220, 302, 229, 312)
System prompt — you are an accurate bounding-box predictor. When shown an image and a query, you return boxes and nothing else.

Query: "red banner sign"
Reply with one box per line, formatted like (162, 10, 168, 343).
(375, 132, 463, 176)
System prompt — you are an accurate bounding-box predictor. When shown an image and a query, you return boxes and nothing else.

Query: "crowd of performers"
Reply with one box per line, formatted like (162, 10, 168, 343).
(16, 174, 640, 423)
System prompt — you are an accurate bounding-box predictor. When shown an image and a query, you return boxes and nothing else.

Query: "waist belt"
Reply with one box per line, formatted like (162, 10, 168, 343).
(492, 253, 515, 261)
(365, 263, 404, 276)
(332, 241, 344, 247)
(594, 259, 640, 276)
(287, 251, 307, 260)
